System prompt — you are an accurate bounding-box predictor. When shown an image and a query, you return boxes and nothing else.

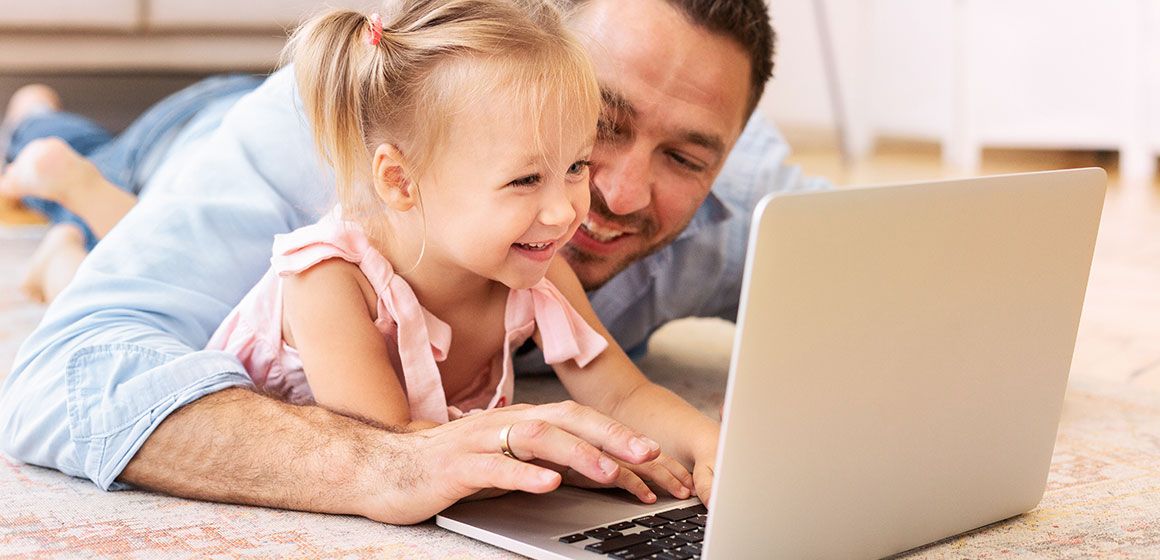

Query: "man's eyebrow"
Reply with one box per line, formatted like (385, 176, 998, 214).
(599, 87, 724, 158)
(682, 129, 726, 158)
(600, 88, 635, 119)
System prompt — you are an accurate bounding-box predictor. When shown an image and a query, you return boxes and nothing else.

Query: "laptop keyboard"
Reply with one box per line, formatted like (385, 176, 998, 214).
(557, 504, 708, 559)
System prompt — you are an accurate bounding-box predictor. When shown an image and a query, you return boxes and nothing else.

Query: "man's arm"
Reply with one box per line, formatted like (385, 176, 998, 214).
(121, 388, 657, 524)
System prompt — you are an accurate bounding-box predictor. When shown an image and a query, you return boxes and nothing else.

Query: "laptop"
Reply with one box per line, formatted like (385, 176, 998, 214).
(437, 168, 1107, 559)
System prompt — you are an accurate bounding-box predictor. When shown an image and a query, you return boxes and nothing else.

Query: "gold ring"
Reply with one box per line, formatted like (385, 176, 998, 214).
(499, 423, 517, 459)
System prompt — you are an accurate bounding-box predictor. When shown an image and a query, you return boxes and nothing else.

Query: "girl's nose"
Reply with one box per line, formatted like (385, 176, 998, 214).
(539, 181, 579, 228)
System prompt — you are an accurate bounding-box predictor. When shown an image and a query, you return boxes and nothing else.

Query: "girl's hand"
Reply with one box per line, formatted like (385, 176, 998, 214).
(692, 454, 716, 507)
(689, 428, 720, 507)
(562, 452, 694, 504)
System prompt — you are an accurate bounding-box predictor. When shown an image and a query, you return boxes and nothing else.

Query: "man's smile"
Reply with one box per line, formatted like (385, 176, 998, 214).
(579, 213, 637, 242)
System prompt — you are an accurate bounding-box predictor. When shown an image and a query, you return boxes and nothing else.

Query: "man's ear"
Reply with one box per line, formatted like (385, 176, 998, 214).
(372, 143, 417, 211)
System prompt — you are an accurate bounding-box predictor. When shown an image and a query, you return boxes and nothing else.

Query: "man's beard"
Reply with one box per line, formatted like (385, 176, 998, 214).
(564, 187, 683, 291)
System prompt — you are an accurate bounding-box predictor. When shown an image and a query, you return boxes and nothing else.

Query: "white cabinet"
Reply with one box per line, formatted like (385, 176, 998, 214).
(0, 0, 369, 72)
(148, 0, 370, 30)
(0, 0, 138, 30)
(765, 0, 1160, 180)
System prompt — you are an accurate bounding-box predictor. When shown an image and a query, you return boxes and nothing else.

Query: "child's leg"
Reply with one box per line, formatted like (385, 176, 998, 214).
(20, 222, 89, 304)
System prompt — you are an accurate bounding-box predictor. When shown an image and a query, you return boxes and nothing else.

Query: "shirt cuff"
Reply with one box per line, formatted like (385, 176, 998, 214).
(65, 344, 254, 490)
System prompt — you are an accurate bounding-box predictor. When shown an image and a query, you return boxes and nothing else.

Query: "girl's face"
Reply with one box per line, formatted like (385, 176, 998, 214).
(409, 93, 595, 290)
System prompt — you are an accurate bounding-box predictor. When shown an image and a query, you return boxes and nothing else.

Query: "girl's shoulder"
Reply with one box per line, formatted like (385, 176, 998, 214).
(271, 216, 381, 275)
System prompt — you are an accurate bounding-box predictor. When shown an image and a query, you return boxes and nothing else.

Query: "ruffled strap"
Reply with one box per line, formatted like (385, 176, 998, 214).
(270, 217, 373, 277)
(270, 212, 454, 424)
(519, 279, 608, 367)
(379, 274, 453, 424)
(485, 279, 609, 413)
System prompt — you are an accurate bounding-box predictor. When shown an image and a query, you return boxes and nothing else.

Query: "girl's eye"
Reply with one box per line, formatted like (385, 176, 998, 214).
(567, 160, 591, 176)
(509, 174, 541, 188)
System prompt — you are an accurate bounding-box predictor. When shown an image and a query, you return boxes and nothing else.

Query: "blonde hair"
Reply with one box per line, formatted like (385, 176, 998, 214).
(286, 0, 601, 244)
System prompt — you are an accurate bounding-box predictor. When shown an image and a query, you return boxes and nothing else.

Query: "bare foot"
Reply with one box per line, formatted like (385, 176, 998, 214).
(1, 84, 63, 160)
(0, 137, 102, 204)
(3, 84, 62, 126)
(21, 222, 88, 304)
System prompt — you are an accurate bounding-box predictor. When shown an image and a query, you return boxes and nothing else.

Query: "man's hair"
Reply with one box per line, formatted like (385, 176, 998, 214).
(565, 0, 775, 116)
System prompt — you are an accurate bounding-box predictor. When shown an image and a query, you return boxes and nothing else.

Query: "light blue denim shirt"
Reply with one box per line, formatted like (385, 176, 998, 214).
(0, 66, 828, 490)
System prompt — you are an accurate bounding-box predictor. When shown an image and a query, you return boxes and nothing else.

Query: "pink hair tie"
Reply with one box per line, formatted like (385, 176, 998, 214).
(366, 13, 384, 46)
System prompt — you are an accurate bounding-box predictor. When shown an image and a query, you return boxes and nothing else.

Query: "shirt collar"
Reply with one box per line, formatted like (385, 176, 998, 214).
(676, 189, 732, 242)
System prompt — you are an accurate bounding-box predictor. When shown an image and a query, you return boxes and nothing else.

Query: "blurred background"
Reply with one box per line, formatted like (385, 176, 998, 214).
(2, 0, 1158, 190)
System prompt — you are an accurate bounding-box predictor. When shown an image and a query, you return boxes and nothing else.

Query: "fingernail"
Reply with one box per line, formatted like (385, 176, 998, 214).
(599, 455, 619, 476)
(539, 471, 559, 485)
(647, 492, 656, 502)
(630, 437, 658, 456)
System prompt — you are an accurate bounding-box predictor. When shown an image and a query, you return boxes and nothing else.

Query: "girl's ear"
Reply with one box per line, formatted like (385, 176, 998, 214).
(372, 143, 417, 211)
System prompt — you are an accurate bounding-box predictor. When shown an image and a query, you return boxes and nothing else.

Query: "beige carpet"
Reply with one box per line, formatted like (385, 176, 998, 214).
(2, 181, 1159, 558)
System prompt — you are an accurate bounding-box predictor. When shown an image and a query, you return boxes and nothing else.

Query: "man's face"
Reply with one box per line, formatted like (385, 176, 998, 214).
(562, 0, 753, 290)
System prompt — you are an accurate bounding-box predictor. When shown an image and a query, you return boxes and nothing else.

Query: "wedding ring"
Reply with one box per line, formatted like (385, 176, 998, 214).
(499, 423, 517, 459)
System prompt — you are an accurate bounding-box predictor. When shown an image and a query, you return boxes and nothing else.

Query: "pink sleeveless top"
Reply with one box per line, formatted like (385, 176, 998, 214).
(206, 213, 608, 424)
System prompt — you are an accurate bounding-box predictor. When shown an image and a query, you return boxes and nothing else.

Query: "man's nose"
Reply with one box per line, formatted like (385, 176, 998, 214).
(593, 147, 652, 216)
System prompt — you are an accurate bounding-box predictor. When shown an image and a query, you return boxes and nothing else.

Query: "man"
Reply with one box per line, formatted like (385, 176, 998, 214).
(0, 0, 825, 524)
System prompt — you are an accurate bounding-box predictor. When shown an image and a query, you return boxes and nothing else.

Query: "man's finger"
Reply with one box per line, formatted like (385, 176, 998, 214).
(526, 401, 662, 465)
(614, 466, 656, 503)
(505, 419, 621, 485)
(454, 453, 563, 495)
(637, 459, 690, 499)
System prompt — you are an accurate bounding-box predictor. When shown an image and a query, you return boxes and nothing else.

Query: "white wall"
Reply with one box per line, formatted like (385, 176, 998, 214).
(761, 0, 1159, 178)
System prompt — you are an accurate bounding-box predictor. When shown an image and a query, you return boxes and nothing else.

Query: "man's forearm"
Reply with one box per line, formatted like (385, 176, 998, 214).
(100, 385, 672, 526)
(118, 387, 406, 520)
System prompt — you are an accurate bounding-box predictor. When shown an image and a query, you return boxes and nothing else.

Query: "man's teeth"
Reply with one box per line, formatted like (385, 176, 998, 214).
(581, 220, 627, 242)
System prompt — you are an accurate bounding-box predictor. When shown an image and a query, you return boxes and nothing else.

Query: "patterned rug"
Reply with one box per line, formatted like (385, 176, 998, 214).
(2, 184, 1159, 558)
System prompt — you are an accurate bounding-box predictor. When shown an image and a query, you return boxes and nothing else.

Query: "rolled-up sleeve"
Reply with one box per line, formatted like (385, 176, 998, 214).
(0, 66, 332, 489)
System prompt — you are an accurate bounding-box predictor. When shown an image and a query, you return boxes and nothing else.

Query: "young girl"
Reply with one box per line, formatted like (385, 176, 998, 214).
(207, 0, 720, 505)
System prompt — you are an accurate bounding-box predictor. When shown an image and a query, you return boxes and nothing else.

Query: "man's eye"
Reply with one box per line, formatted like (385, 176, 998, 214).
(567, 160, 591, 175)
(509, 174, 541, 187)
(668, 151, 705, 173)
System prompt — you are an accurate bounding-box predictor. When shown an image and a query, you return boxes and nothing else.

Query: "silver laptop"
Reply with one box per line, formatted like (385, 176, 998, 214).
(437, 168, 1106, 559)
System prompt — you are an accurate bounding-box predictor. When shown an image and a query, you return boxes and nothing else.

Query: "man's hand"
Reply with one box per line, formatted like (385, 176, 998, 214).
(355, 400, 664, 524)
(561, 451, 694, 503)
(121, 391, 660, 526)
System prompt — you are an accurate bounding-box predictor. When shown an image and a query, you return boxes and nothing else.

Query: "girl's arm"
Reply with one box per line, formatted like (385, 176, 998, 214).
(283, 258, 434, 431)
(541, 258, 720, 502)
